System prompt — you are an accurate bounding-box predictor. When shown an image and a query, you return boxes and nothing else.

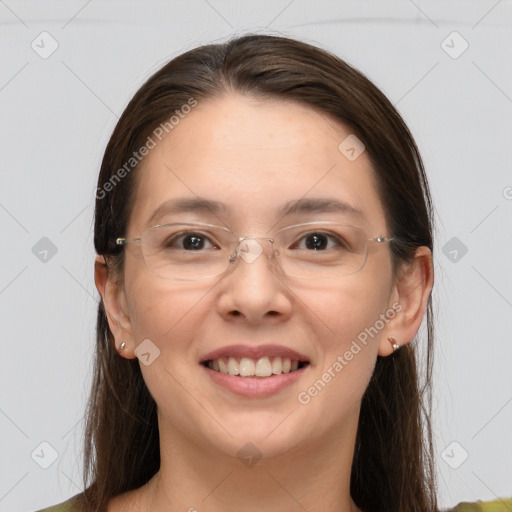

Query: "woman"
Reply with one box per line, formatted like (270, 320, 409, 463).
(33, 33, 508, 512)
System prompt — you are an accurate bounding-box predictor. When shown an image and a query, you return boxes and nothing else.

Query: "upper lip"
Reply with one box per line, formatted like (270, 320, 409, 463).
(200, 344, 310, 364)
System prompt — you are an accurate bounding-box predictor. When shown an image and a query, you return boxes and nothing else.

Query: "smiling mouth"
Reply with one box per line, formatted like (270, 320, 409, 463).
(202, 356, 310, 378)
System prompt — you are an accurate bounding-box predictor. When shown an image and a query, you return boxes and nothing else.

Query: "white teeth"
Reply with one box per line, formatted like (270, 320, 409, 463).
(218, 358, 228, 374)
(207, 356, 306, 377)
(271, 357, 282, 374)
(227, 357, 239, 376)
(255, 357, 272, 377)
(239, 357, 255, 376)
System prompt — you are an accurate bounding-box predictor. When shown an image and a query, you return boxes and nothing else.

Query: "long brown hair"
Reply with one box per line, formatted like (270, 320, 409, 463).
(77, 33, 438, 512)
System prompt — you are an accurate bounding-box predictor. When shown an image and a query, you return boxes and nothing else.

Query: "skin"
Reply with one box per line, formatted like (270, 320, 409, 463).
(95, 93, 433, 512)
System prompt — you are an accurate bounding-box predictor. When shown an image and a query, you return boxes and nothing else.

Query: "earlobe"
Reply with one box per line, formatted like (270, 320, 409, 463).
(387, 336, 400, 352)
(378, 246, 434, 356)
(94, 255, 136, 358)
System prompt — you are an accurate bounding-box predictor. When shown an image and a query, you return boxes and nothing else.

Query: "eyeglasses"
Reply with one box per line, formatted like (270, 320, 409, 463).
(115, 221, 395, 281)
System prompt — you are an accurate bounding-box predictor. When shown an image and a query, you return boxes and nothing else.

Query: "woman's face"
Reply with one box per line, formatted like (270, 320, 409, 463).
(110, 93, 404, 459)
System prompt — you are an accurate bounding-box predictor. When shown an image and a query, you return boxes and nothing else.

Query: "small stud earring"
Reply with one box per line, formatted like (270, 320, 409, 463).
(118, 342, 126, 352)
(388, 337, 400, 352)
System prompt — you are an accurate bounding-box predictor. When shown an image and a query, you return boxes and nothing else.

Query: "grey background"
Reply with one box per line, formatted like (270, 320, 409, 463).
(1, 1, 511, 511)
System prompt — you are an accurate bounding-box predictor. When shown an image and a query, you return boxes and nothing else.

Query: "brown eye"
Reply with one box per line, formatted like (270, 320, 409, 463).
(293, 231, 349, 251)
(303, 233, 328, 251)
(159, 230, 216, 251)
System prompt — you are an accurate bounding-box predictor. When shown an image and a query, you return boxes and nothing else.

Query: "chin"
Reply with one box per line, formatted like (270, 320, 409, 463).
(203, 415, 308, 461)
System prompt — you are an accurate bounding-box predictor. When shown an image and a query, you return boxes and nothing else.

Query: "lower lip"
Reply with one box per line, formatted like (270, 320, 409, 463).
(202, 364, 309, 398)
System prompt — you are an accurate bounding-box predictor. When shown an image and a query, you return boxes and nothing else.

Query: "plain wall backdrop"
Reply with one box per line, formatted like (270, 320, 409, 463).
(1, 1, 511, 511)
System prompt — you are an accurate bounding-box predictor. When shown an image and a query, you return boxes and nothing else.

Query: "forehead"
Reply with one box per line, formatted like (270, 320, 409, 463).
(129, 94, 387, 233)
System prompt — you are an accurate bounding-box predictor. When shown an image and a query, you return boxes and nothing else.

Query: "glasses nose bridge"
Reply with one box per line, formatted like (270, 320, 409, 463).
(228, 234, 276, 267)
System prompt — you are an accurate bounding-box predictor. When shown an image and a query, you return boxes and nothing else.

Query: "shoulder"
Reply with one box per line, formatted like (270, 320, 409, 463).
(448, 497, 512, 511)
(32, 493, 82, 512)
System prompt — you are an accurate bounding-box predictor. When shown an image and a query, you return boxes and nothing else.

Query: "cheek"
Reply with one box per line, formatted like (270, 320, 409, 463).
(125, 271, 204, 351)
(298, 269, 391, 347)
(299, 275, 390, 394)
(295, 304, 382, 420)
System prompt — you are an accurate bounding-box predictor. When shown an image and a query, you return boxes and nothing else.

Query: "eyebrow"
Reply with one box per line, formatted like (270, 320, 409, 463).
(147, 198, 228, 225)
(146, 197, 366, 225)
(278, 197, 365, 219)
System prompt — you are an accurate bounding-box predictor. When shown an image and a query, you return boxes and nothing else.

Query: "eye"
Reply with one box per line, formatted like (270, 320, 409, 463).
(162, 230, 217, 251)
(293, 231, 349, 251)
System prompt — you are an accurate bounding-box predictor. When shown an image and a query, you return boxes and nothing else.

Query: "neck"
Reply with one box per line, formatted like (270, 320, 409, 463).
(136, 410, 362, 512)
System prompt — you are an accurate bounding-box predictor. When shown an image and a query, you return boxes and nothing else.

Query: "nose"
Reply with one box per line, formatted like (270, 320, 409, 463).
(226, 236, 286, 279)
(218, 236, 291, 323)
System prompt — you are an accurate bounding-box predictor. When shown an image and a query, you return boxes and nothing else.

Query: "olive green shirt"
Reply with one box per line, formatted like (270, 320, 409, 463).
(450, 498, 512, 511)
(33, 494, 80, 512)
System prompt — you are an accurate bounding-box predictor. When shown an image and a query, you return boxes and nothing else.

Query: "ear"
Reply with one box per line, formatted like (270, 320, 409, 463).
(94, 255, 137, 359)
(378, 246, 434, 356)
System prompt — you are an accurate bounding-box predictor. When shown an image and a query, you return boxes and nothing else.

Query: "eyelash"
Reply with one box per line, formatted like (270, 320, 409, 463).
(165, 230, 347, 251)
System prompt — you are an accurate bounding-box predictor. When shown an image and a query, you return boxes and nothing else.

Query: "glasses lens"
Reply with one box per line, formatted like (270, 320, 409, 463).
(141, 223, 234, 280)
(138, 222, 369, 280)
(274, 223, 368, 278)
